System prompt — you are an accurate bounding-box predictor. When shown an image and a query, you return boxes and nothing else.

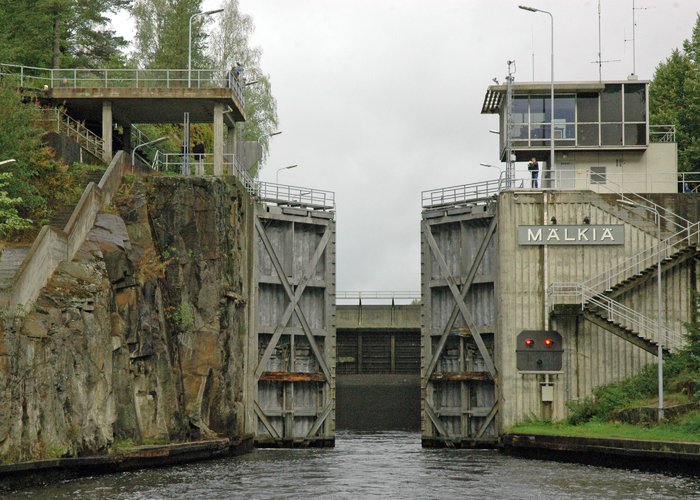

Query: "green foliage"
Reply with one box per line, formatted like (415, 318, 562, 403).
(650, 14, 700, 172)
(567, 364, 659, 424)
(0, 173, 32, 237)
(132, 0, 210, 69)
(171, 302, 194, 330)
(0, 0, 130, 68)
(209, 0, 278, 173)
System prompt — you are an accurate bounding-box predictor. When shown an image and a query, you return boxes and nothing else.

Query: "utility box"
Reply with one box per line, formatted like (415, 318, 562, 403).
(516, 330, 563, 371)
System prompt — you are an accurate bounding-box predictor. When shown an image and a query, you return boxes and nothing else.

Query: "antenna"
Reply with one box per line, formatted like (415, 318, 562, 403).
(624, 0, 649, 76)
(531, 25, 535, 81)
(590, 0, 620, 82)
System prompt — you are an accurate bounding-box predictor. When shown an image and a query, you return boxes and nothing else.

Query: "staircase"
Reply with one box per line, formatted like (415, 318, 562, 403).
(49, 168, 107, 230)
(0, 246, 30, 294)
(549, 200, 700, 354)
(40, 108, 105, 160)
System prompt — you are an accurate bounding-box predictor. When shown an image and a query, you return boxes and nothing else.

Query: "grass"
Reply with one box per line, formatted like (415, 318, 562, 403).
(510, 411, 700, 443)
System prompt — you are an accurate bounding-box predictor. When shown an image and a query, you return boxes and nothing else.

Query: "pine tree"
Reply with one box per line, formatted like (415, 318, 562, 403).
(0, 0, 130, 68)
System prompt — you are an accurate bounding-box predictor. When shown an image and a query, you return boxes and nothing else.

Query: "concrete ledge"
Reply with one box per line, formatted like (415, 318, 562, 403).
(0, 436, 253, 492)
(422, 437, 498, 449)
(501, 433, 700, 474)
(254, 437, 335, 449)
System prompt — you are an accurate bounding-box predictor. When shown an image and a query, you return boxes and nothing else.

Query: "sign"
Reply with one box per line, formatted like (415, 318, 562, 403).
(518, 225, 624, 246)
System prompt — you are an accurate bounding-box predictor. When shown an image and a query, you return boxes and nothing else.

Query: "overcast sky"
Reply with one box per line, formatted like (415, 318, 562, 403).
(112, 0, 699, 293)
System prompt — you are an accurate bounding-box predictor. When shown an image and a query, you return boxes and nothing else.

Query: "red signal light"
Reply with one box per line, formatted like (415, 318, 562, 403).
(525, 338, 534, 347)
(544, 338, 554, 347)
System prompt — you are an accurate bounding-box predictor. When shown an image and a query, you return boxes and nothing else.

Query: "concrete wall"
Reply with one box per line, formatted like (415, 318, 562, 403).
(43, 131, 102, 166)
(7, 152, 128, 312)
(496, 190, 695, 429)
(336, 304, 420, 330)
(556, 143, 677, 193)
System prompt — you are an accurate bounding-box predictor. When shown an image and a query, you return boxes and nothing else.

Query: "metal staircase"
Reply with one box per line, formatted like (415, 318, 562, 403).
(550, 200, 700, 354)
(40, 108, 105, 160)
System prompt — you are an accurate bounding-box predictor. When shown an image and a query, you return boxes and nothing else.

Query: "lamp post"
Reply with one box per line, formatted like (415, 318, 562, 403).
(618, 199, 664, 422)
(188, 9, 224, 87)
(276, 164, 299, 184)
(519, 5, 554, 189)
(132, 137, 168, 173)
(0, 159, 17, 168)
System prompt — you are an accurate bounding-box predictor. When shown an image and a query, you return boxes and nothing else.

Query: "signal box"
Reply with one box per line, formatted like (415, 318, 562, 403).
(516, 330, 563, 371)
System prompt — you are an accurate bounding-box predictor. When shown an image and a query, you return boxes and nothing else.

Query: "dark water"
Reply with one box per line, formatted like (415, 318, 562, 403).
(8, 431, 700, 499)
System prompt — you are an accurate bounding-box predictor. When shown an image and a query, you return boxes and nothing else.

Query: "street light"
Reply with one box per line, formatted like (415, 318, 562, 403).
(269, 131, 282, 137)
(618, 198, 664, 422)
(276, 164, 299, 184)
(0, 159, 17, 168)
(519, 5, 554, 188)
(479, 162, 502, 172)
(132, 137, 168, 173)
(188, 8, 224, 87)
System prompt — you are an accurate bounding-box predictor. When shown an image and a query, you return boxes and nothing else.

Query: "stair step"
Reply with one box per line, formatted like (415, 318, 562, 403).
(0, 247, 30, 289)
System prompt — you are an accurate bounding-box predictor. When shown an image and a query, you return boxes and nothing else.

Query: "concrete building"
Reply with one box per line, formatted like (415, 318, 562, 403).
(481, 79, 678, 193)
(420, 79, 699, 447)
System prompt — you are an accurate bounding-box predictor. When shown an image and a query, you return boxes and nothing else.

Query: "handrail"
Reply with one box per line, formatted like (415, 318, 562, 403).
(549, 283, 681, 352)
(583, 222, 700, 293)
(336, 291, 421, 301)
(0, 63, 244, 107)
(649, 124, 675, 143)
(422, 178, 501, 208)
(38, 108, 105, 159)
(256, 182, 335, 211)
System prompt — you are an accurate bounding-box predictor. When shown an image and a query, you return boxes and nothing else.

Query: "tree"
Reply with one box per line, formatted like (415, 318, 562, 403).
(650, 14, 700, 172)
(209, 0, 278, 170)
(0, 0, 130, 68)
(132, 0, 213, 69)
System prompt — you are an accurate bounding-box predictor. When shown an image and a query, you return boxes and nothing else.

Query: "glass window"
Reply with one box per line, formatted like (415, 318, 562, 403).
(553, 124, 575, 140)
(511, 125, 528, 139)
(624, 124, 646, 145)
(590, 166, 606, 184)
(530, 124, 549, 139)
(512, 96, 529, 123)
(601, 84, 622, 122)
(577, 92, 599, 122)
(554, 96, 575, 122)
(530, 97, 550, 124)
(578, 124, 599, 146)
(624, 83, 646, 122)
(601, 123, 622, 145)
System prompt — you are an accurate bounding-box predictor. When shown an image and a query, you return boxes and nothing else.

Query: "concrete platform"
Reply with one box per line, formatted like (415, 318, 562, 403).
(501, 433, 700, 474)
(0, 436, 253, 492)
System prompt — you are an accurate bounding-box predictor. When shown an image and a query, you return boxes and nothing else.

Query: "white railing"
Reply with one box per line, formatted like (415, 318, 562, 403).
(649, 124, 675, 143)
(0, 63, 244, 106)
(549, 283, 681, 352)
(149, 152, 333, 210)
(256, 182, 335, 210)
(583, 222, 700, 293)
(336, 291, 421, 304)
(422, 176, 504, 208)
(38, 108, 105, 159)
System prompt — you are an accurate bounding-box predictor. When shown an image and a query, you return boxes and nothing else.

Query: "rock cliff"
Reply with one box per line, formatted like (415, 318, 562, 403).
(0, 176, 252, 462)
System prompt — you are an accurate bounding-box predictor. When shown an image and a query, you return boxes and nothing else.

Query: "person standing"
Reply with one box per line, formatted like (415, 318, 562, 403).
(528, 157, 539, 188)
(193, 141, 205, 176)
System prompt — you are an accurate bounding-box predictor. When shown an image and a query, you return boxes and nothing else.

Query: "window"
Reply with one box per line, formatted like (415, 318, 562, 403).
(590, 166, 606, 184)
(601, 84, 622, 122)
(624, 83, 646, 122)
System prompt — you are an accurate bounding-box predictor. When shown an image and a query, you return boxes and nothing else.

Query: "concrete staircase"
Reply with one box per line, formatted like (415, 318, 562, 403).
(0, 246, 30, 292)
(49, 168, 106, 230)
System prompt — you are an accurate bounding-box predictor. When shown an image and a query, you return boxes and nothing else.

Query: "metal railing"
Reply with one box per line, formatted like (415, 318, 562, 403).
(38, 108, 105, 159)
(0, 63, 244, 106)
(583, 221, 700, 293)
(257, 182, 335, 210)
(649, 124, 675, 143)
(422, 177, 502, 208)
(336, 291, 421, 303)
(549, 283, 681, 352)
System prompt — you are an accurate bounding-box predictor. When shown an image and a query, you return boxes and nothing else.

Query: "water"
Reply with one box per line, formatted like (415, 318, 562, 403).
(7, 431, 700, 499)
